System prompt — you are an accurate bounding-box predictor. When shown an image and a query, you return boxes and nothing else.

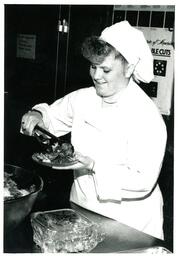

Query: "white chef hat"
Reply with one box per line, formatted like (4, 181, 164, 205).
(100, 20, 154, 83)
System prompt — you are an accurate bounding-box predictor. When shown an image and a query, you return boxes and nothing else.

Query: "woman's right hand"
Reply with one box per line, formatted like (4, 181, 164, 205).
(20, 110, 46, 136)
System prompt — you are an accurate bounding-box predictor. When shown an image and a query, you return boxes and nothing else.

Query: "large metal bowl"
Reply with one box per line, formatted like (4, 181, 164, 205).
(4, 164, 43, 232)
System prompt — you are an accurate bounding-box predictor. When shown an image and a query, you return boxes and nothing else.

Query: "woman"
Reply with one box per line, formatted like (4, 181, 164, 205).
(21, 21, 167, 239)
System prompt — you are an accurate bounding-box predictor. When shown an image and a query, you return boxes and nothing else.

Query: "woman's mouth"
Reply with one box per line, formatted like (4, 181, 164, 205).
(94, 82, 107, 87)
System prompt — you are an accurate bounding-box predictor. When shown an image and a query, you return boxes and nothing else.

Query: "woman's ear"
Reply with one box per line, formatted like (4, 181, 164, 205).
(125, 64, 135, 78)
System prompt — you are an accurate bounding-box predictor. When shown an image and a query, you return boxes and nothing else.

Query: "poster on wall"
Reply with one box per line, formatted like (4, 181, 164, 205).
(138, 27, 174, 116)
(16, 34, 36, 60)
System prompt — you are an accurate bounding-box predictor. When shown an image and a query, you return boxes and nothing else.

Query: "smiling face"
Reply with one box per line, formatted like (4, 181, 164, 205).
(89, 52, 129, 99)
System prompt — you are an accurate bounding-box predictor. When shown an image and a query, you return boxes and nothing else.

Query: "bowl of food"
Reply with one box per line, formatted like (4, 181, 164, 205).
(4, 164, 43, 232)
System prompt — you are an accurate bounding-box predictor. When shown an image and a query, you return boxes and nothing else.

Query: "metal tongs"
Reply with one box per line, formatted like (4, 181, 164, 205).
(34, 125, 60, 146)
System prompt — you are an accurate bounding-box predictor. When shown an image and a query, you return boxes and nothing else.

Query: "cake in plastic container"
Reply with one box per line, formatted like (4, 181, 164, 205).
(30, 208, 105, 253)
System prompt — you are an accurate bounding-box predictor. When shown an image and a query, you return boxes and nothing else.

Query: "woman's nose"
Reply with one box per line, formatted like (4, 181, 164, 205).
(93, 68, 103, 80)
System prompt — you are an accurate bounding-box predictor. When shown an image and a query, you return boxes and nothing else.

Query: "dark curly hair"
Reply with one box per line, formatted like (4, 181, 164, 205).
(81, 36, 126, 64)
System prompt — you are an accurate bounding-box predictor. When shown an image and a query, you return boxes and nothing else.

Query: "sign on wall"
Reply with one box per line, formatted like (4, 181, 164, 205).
(138, 27, 174, 116)
(16, 34, 36, 60)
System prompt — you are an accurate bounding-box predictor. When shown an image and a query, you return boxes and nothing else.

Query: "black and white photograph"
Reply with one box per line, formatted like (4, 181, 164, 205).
(2, 1, 176, 254)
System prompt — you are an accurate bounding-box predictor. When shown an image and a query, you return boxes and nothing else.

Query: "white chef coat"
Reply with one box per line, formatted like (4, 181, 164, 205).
(33, 79, 167, 239)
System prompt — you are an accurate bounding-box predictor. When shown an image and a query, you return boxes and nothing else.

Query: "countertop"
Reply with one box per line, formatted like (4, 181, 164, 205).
(4, 202, 166, 253)
(71, 203, 165, 253)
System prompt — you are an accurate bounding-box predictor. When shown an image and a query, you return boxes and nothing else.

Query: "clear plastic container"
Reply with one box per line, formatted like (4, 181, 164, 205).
(30, 208, 105, 253)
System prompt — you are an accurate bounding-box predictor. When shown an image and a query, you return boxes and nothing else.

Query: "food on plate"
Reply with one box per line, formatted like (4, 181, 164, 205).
(32, 142, 77, 165)
(4, 172, 36, 201)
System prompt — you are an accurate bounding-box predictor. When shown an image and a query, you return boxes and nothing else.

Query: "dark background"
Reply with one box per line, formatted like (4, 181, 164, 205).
(4, 5, 174, 252)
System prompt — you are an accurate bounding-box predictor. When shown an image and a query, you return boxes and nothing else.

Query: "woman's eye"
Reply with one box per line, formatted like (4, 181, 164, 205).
(103, 69, 110, 73)
(91, 65, 96, 70)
